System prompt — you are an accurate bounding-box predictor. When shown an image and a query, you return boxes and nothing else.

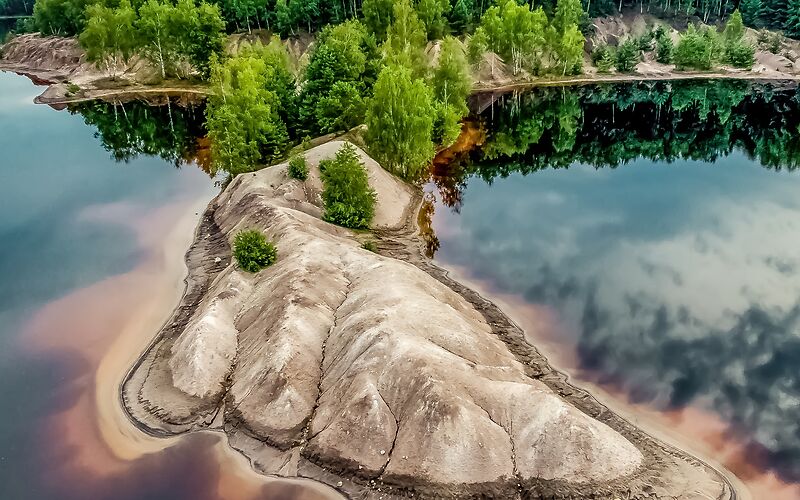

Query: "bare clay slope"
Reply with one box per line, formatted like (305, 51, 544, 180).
(123, 141, 732, 499)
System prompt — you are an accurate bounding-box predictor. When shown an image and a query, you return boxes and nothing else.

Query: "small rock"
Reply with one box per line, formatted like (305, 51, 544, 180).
(214, 257, 222, 264)
(380, 449, 386, 455)
(336, 481, 343, 487)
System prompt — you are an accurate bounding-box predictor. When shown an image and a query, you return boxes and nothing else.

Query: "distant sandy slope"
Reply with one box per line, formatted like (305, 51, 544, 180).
(122, 140, 737, 499)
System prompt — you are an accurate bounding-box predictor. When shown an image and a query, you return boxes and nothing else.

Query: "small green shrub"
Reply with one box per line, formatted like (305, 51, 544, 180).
(287, 155, 309, 180)
(725, 40, 755, 68)
(361, 240, 378, 252)
(615, 38, 640, 73)
(591, 44, 610, 64)
(637, 31, 654, 51)
(320, 143, 376, 229)
(656, 35, 674, 64)
(756, 30, 783, 54)
(591, 45, 615, 73)
(675, 25, 720, 71)
(233, 230, 277, 272)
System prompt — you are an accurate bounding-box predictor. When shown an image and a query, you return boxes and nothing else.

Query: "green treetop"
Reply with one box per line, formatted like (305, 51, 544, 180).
(79, 0, 136, 78)
(383, 0, 428, 77)
(205, 41, 292, 175)
(739, 0, 764, 27)
(480, 0, 548, 75)
(415, 0, 450, 40)
(361, 0, 394, 41)
(431, 36, 471, 146)
(365, 64, 435, 180)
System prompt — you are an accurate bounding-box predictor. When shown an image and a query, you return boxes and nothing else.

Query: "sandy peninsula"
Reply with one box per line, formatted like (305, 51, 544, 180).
(120, 140, 738, 499)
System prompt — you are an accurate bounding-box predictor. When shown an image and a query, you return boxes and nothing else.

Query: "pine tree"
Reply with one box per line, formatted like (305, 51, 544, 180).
(786, 0, 800, 37)
(764, 0, 789, 31)
(449, 0, 475, 33)
(739, 0, 763, 28)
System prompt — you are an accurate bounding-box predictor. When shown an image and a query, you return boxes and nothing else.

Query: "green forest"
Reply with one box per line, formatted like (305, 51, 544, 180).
(4, 0, 797, 177)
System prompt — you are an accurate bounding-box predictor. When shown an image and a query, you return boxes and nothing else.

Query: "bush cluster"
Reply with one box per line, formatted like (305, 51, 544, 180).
(287, 154, 309, 180)
(675, 11, 754, 71)
(233, 229, 277, 272)
(320, 143, 376, 229)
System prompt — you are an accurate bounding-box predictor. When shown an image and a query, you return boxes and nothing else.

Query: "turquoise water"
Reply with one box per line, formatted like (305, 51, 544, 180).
(0, 72, 225, 499)
(431, 81, 800, 485)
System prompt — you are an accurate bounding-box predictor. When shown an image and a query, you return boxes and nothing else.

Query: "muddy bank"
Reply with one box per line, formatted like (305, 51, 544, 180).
(0, 33, 206, 105)
(122, 140, 738, 499)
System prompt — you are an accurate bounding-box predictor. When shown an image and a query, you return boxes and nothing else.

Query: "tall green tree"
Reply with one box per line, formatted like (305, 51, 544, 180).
(785, 0, 800, 37)
(722, 9, 746, 41)
(274, 0, 293, 35)
(288, 0, 318, 32)
(415, 0, 450, 39)
(361, 0, 394, 41)
(185, 1, 226, 78)
(365, 64, 435, 179)
(555, 25, 584, 75)
(298, 19, 379, 134)
(449, 0, 476, 33)
(383, 0, 428, 77)
(205, 43, 290, 175)
(431, 36, 471, 146)
(552, 0, 583, 34)
(33, 0, 92, 35)
(79, 0, 137, 78)
(764, 0, 789, 30)
(136, 0, 179, 79)
(431, 36, 471, 113)
(479, 0, 548, 75)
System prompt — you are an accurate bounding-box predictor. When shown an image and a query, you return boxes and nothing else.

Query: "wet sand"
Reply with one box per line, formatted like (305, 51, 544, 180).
(16, 175, 342, 500)
(434, 260, 800, 500)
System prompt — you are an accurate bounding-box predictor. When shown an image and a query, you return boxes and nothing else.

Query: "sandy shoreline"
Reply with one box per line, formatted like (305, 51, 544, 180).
(3, 57, 800, 107)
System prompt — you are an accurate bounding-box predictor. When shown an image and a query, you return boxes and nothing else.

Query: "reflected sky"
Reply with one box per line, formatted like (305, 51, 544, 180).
(0, 71, 244, 499)
(433, 91, 800, 484)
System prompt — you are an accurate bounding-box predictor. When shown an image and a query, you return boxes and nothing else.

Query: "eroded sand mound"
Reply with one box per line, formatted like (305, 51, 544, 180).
(0, 33, 158, 84)
(124, 141, 734, 498)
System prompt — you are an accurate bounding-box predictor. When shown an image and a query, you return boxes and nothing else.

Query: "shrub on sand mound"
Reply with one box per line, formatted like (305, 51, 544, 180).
(233, 229, 277, 272)
(320, 143, 377, 229)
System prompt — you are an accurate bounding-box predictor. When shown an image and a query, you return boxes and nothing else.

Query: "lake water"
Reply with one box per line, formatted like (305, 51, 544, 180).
(0, 72, 338, 499)
(3, 68, 799, 499)
(431, 80, 800, 497)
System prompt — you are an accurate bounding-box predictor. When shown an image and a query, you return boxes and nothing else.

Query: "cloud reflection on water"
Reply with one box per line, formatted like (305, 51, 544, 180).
(433, 156, 800, 483)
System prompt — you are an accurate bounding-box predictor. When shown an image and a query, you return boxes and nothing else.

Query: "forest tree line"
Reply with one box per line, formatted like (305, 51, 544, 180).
(17, 0, 800, 37)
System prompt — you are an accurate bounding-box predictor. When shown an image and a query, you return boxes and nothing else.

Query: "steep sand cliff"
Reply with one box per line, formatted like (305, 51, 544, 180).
(123, 141, 735, 499)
